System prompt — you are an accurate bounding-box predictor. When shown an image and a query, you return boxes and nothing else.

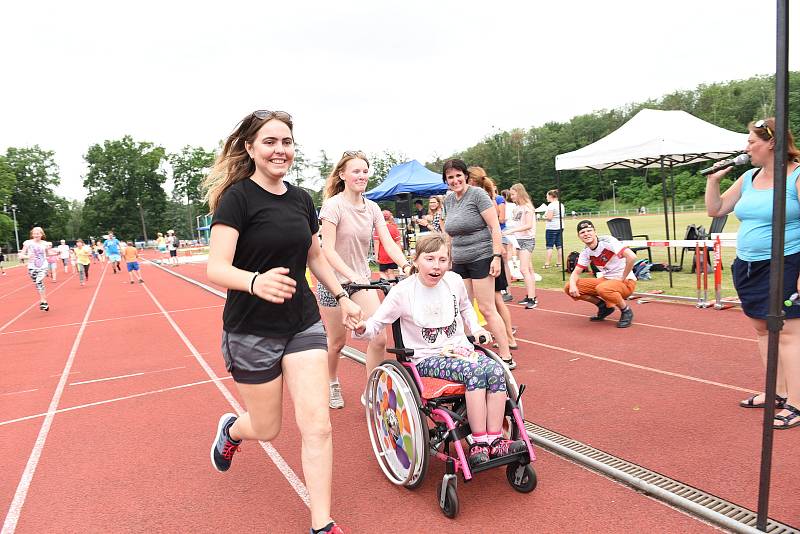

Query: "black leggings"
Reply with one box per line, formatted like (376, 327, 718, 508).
(78, 263, 90, 282)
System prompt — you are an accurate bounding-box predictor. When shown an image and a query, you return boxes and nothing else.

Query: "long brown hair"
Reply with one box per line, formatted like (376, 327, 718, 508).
(467, 166, 496, 197)
(510, 183, 532, 207)
(323, 151, 370, 200)
(202, 111, 294, 212)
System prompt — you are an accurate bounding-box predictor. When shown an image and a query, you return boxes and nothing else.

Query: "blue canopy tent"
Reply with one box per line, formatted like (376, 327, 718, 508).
(364, 160, 447, 201)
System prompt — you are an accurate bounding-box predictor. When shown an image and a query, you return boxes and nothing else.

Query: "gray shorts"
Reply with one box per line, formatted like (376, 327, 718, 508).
(221, 321, 328, 384)
(516, 238, 535, 253)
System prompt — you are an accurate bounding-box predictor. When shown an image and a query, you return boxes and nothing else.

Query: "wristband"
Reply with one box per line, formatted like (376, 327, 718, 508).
(249, 272, 259, 295)
(491, 253, 502, 259)
(334, 291, 348, 302)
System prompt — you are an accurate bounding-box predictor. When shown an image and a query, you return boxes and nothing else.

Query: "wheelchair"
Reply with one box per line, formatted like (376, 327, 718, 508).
(349, 281, 537, 518)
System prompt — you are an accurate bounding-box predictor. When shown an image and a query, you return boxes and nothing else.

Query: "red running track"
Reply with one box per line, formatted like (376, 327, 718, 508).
(0, 256, 788, 532)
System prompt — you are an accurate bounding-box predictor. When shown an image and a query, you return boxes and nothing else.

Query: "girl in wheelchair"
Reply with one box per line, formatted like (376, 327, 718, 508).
(354, 233, 526, 467)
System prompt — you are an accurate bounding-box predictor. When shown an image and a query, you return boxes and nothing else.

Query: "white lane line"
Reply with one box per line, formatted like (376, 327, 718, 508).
(69, 366, 186, 386)
(0, 304, 224, 337)
(0, 377, 232, 427)
(523, 305, 756, 343)
(139, 280, 311, 507)
(0, 275, 76, 334)
(515, 337, 758, 394)
(0, 285, 28, 301)
(2, 266, 106, 534)
(0, 389, 38, 397)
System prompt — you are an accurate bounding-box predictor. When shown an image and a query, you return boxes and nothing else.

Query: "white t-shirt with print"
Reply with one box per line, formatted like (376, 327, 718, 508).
(577, 235, 635, 281)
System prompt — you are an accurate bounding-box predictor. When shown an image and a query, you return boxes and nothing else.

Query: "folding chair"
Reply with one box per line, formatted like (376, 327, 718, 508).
(606, 218, 652, 263)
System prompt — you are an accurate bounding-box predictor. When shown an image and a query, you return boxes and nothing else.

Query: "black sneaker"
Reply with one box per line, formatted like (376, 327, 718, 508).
(524, 297, 538, 309)
(210, 413, 240, 472)
(502, 357, 517, 370)
(517, 297, 531, 305)
(617, 307, 634, 328)
(40, 302, 49, 311)
(502, 292, 513, 302)
(590, 302, 615, 321)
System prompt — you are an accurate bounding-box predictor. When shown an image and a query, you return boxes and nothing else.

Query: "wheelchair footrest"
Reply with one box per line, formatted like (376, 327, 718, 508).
(468, 451, 530, 476)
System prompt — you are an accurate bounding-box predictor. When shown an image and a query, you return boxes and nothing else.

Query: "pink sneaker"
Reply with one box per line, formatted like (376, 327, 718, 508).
(489, 437, 526, 459)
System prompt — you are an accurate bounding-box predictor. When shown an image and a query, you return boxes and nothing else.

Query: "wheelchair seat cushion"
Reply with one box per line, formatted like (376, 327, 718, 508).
(419, 376, 466, 399)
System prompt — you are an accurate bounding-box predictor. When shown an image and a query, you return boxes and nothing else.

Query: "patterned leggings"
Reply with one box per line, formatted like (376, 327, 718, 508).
(416, 354, 507, 393)
(28, 267, 47, 293)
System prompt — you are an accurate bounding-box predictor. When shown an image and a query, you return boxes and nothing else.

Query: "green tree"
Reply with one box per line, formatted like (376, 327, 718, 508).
(5, 146, 66, 238)
(83, 136, 168, 241)
(169, 145, 216, 241)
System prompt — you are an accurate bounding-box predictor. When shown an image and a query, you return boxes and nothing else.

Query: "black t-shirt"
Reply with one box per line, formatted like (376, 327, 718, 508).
(211, 179, 321, 337)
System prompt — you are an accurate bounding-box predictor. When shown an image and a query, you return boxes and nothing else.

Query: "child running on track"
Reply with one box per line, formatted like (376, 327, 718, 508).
(57, 239, 72, 273)
(0, 249, 6, 275)
(46, 242, 59, 281)
(19, 227, 51, 310)
(74, 239, 92, 286)
(319, 151, 411, 409)
(123, 241, 143, 284)
(203, 109, 359, 534)
(353, 233, 526, 466)
(104, 232, 122, 273)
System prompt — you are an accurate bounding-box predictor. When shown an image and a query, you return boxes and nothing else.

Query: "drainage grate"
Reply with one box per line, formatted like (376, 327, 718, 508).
(525, 421, 798, 534)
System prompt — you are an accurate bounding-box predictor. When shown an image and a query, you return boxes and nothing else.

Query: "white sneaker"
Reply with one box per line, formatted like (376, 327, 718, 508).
(329, 382, 344, 409)
(534, 273, 542, 282)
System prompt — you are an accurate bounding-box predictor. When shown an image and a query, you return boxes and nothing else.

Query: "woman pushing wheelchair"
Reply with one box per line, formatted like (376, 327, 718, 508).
(353, 233, 527, 467)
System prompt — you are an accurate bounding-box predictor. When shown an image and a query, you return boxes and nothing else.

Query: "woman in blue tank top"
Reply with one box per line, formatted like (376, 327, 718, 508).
(705, 117, 800, 430)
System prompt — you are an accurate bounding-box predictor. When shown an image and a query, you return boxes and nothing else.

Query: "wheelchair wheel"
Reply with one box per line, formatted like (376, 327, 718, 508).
(506, 463, 537, 493)
(438, 479, 459, 518)
(366, 360, 429, 489)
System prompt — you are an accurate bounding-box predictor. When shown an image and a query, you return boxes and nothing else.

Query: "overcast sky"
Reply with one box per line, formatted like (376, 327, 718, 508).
(1, 0, 798, 200)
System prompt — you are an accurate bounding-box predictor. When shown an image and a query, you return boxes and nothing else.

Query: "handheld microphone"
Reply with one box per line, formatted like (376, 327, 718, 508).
(700, 154, 750, 176)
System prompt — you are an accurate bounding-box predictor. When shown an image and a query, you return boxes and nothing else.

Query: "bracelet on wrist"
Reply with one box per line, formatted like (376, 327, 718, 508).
(491, 253, 502, 259)
(334, 291, 348, 302)
(249, 271, 259, 295)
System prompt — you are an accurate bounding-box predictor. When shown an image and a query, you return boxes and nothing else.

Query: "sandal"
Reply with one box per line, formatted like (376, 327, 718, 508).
(739, 393, 787, 409)
(493, 343, 518, 350)
(774, 403, 800, 430)
(542, 264, 550, 269)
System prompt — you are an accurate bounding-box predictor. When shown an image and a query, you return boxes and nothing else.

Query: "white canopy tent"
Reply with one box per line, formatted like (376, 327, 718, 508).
(554, 108, 749, 285)
(555, 108, 749, 171)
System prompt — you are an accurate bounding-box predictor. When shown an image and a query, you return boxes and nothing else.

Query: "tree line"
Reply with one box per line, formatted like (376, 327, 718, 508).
(2, 72, 798, 250)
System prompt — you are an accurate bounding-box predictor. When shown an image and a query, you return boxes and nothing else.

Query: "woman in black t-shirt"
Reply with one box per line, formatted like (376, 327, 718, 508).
(202, 110, 359, 534)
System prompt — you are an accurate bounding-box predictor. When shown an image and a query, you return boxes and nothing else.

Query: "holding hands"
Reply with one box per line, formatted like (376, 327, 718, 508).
(339, 297, 362, 331)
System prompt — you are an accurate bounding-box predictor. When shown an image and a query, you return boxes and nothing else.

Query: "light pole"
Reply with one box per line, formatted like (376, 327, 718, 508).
(11, 204, 20, 251)
(611, 180, 617, 214)
(136, 201, 148, 244)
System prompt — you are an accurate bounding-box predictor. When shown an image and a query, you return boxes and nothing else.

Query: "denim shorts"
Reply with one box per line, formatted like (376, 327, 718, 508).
(732, 252, 800, 320)
(516, 238, 535, 253)
(221, 320, 328, 384)
(545, 229, 563, 248)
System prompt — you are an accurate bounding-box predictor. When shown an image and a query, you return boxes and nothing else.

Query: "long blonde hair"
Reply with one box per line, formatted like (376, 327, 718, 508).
(510, 183, 532, 206)
(202, 111, 294, 212)
(323, 151, 370, 200)
(467, 166, 496, 197)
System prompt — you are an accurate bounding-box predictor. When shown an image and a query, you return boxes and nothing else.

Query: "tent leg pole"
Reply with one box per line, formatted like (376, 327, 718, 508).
(660, 157, 673, 288)
(557, 171, 565, 282)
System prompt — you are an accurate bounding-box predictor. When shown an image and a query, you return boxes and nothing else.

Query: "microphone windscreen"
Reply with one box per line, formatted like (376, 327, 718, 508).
(734, 154, 750, 165)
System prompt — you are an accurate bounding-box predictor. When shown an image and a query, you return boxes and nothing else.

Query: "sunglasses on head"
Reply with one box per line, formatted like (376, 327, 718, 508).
(754, 119, 774, 139)
(251, 110, 292, 121)
(342, 150, 366, 158)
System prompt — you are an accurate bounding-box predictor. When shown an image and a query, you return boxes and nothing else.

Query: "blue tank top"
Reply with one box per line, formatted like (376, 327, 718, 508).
(733, 166, 800, 261)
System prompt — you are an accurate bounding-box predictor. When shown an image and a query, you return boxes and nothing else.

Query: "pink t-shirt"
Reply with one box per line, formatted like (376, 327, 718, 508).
(320, 194, 385, 283)
(510, 204, 535, 238)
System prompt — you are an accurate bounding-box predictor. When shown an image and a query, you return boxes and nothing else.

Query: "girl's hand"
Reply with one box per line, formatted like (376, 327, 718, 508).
(474, 329, 492, 345)
(353, 320, 366, 335)
(401, 262, 412, 276)
(339, 298, 362, 330)
(252, 267, 296, 303)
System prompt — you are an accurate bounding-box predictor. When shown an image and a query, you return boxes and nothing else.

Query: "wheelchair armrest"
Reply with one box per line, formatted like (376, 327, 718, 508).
(632, 234, 650, 241)
(388, 348, 415, 358)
